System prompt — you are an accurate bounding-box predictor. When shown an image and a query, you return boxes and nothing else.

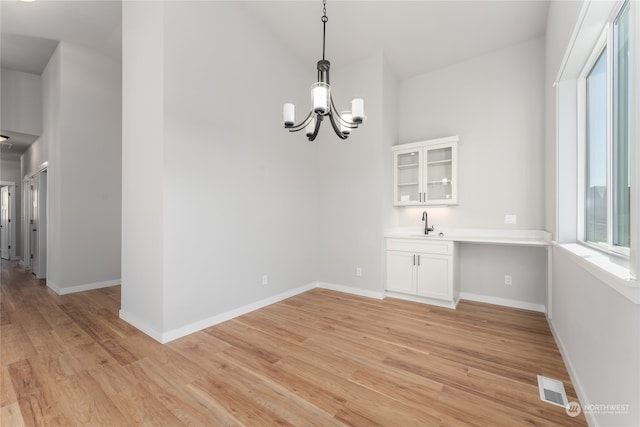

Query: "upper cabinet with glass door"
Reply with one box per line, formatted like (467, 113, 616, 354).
(393, 136, 458, 206)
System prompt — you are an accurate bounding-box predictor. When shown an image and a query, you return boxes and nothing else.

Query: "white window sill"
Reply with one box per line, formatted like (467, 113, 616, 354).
(555, 243, 640, 304)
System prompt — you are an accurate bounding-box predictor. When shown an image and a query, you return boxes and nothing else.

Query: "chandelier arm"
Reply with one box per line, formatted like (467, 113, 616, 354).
(308, 114, 323, 141)
(328, 111, 349, 140)
(286, 110, 314, 132)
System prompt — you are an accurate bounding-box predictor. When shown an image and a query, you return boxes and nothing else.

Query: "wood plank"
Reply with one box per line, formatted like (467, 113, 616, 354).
(7, 358, 71, 426)
(54, 371, 130, 425)
(88, 363, 183, 425)
(1, 402, 25, 427)
(0, 365, 17, 407)
(1, 324, 37, 365)
(126, 357, 242, 426)
(1, 259, 587, 426)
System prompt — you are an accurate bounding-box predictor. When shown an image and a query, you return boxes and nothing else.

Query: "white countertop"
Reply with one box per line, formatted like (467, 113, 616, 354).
(385, 228, 552, 247)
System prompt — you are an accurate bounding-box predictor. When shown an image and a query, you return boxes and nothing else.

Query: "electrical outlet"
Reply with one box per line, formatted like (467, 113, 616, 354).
(504, 275, 512, 285)
(356, 267, 362, 277)
(505, 214, 517, 225)
(262, 275, 268, 285)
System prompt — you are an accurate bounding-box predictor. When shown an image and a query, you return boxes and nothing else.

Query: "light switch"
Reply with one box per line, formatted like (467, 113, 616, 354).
(505, 214, 517, 225)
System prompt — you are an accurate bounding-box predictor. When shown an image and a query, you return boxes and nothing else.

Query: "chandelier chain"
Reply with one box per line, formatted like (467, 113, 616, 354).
(321, 0, 328, 60)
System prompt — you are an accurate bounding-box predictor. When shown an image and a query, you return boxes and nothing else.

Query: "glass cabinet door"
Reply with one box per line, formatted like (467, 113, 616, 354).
(424, 145, 454, 203)
(392, 136, 458, 206)
(394, 149, 422, 205)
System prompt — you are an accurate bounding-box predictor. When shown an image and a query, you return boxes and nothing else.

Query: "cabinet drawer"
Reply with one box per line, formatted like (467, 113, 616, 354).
(386, 238, 452, 255)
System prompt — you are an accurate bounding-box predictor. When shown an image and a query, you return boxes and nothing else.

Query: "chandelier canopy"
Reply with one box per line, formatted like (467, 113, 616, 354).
(282, 0, 365, 141)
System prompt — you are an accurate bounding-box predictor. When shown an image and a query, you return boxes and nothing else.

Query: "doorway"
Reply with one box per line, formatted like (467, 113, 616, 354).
(22, 170, 47, 278)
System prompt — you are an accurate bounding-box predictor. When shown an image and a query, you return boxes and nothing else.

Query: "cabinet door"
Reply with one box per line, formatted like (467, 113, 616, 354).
(423, 143, 456, 205)
(416, 253, 451, 300)
(393, 148, 423, 206)
(386, 251, 416, 294)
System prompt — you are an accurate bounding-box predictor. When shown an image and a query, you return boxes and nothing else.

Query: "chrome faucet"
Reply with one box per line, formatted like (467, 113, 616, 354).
(422, 211, 434, 235)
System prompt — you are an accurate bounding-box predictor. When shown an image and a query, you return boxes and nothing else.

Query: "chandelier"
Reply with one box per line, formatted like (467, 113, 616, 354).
(282, 0, 365, 141)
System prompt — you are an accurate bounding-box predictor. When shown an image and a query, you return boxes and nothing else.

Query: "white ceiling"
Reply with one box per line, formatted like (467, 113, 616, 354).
(0, 0, 549, 157)
(1, 0, 122, 74)
(0, 0, 550, 78)
(243, 0, 550, 79)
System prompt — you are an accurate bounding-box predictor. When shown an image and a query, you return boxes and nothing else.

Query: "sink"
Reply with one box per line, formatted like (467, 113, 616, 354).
(410, 232, 446, 239)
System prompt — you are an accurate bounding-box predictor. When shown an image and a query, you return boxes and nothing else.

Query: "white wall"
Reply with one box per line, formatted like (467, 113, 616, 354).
(163, 1, 319, 332)
(459, 244, 546, 309)
(40, 42, 122, 293)
(21, 138, 47, 179)
(546, 2, 640, 426)
(552, 247, 640, 426)
(545, 1, 583, 239)
(393, 38, 547, 308)
(122, 1, 317, 337)
(397, 37, 545, 231)
(1, 69, 42, 136)
(316, 53, 395, 295)
(41, 46, 60, 282)
(0, 159, 21, 183)
(120, 1, 165, 338)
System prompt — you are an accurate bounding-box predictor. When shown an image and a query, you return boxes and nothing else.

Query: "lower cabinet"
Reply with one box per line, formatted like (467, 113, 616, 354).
(386, 238, 459, 307)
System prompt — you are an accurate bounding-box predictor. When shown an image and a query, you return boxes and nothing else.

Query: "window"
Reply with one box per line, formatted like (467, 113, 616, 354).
(556, 0, 638, 299)
(581, 1, 631, 255)
(585, 49, 607, 245)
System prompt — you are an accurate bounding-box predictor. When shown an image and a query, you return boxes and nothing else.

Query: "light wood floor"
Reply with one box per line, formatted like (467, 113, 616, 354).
(1, 259, 586, 426)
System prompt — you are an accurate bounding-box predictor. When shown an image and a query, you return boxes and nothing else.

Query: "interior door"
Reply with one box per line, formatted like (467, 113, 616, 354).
(35, 172, 47, 278)
(30, 179, 39, 271)
(0, 187, 9, 259)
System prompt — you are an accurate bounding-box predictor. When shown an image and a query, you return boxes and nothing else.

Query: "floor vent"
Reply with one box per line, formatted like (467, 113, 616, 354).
(537, 375, 568, 407)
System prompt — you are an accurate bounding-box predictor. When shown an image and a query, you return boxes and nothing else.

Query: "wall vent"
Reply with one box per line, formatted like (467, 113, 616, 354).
(537, 375, 568, 407)
(0, 142, 13, 151)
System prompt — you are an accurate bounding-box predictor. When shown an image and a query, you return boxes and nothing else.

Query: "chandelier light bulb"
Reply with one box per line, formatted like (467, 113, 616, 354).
(311, 82, 330, 115)
(351, 98, 364, 123)
(283, 103, 295, 127)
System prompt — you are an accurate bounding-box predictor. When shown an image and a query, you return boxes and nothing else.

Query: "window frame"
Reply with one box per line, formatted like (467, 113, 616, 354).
(576, 1, 631, 258)
(555, 0, 639, 302)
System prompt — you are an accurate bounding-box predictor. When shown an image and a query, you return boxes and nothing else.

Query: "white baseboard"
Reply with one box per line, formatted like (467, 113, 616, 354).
(460, 292, 546, 313)
(47, 278, 121, 295)
(548, 320, 597, 426)
(316, 281, 386, 300)
(159, 282, 317, 343)
(119, 309, 164, 343)
(385, 291, 458, 309)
